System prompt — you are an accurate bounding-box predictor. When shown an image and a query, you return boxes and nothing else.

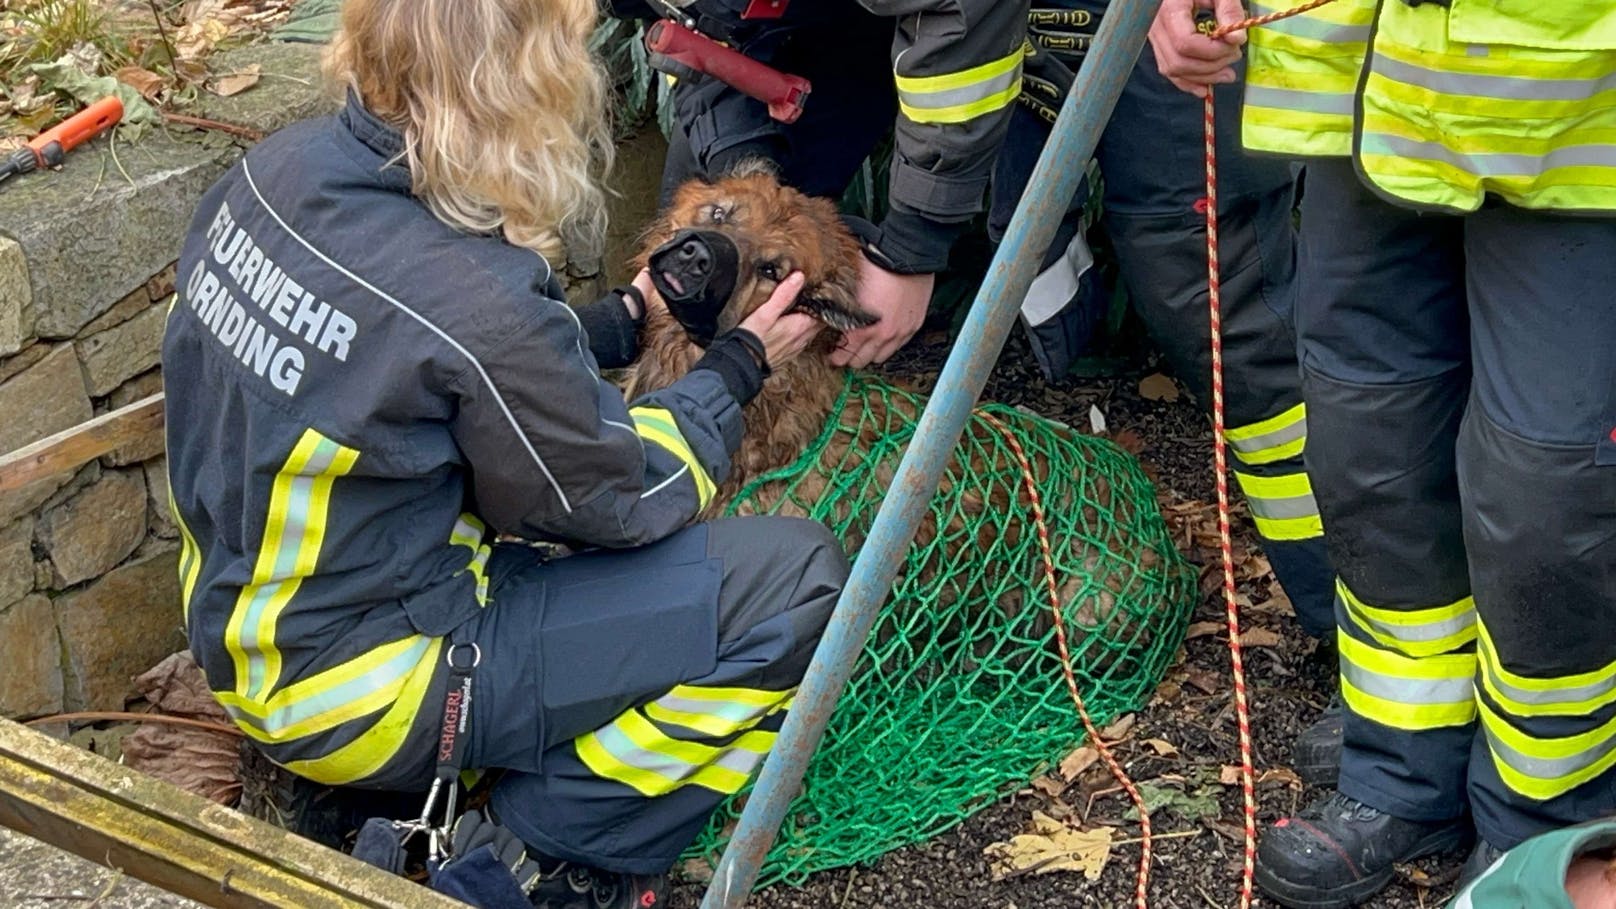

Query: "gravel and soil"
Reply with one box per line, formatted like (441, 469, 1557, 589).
(668, 324, 1470, 909)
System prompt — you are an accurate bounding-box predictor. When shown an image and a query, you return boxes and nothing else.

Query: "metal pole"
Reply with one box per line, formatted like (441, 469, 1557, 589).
(700, 3, 1158, 905)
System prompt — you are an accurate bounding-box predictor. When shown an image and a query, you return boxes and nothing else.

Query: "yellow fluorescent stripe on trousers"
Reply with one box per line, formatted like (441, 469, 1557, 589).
(1479, 697, 1616, 801)
(643, 684, 795, 738)
(629, 407, 716, 509)
(1232, 470, 1323, 541)
(167, 491, 202, 621)
(225, 429, 360, 702)
(448, 513, 492, 606)
(1226, 403, 1307, 466)
(1338, 580, 1477, 658)
(1338, 632, 1477, 730)
(1478, 621, 1616, 718)
(283, 636, 445, 786)
(216, 634, 430, 737)
(577, 708, 776, 798)
(896, 44, 1023, 125)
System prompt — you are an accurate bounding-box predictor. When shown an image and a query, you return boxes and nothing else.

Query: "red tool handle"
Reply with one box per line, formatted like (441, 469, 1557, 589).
(646, 20, 811, 124)
(28, 96, 124, 164)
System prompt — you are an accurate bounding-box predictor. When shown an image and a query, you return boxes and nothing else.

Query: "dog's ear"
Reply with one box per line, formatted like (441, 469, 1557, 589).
(722, 157, 781, 181)
(793, 279, 879, 334)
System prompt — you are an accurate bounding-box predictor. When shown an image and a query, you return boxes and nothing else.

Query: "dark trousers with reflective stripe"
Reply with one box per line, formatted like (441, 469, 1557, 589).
(458, 516, 847, 874)
(1297, 158, 1616, 848)
(989, 38, 1336, 638)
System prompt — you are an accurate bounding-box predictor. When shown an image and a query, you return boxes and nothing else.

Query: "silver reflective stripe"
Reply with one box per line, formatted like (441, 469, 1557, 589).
(226, 637, 433, 735)
(1482, 719, 1616, 783)
(1021, 233, 1094, 326)
(1481, 640, 1616, 710)
(1341, 660, 1474, 707)
(1252, 4, 1371, 43)
(1361, 133, 1616, 176)
(1227, 409, 1308, 460)
(1373, 55, 1616, 103)
(650, 693, 774, 728)
(899, 65, 1021, 114)
(1338, 590, 1477, 646)
(592, 723, 764, 783)
(1243, 487, 1318, 521)
(1243, 85, 1356, 117)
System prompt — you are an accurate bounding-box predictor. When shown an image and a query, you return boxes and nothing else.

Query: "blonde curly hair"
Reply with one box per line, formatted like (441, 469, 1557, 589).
(324, 0, 613, 271)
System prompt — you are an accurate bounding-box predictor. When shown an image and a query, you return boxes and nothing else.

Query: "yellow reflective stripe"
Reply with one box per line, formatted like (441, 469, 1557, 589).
(1479, 699, 1616, 801)
(225, 430, 360, 701)
(283, 637, 445, 786)
(629, 407, 716, 509)
(1477, 621, 1616, 718)
(893, 45, 1022, 94)
(577, 709, 775, 797)
(1232, 471, 1323, 542)
(1338, 632, 1478, 730)
(1338, 580, 1477, 658)
(644, 684, 793, 738)
(896, 44, 1023, 125)
(219, 635, 427, 719)
(1341, 677, 1478, 731)
(167, 491, 202, 622)
(448, 513, 491, 606)
(1225, 403, 1307, 466)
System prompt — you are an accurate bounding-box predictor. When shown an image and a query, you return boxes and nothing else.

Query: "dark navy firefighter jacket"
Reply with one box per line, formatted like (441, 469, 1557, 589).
(162, 96, 747, 788)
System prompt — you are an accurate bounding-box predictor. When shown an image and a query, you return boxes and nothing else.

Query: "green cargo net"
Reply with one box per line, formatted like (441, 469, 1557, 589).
(683, 372, 1197, 888)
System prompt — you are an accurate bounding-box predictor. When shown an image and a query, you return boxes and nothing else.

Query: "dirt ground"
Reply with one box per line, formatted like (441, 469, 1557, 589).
(668, 326, 1470, 909)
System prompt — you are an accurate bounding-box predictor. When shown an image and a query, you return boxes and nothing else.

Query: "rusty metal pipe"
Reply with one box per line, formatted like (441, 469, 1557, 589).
(699, 3, 1158, 905)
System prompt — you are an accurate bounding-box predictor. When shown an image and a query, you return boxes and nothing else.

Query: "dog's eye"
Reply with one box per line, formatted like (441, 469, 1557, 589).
(709, 205, 726, 224)
(757, 262, 782, 282)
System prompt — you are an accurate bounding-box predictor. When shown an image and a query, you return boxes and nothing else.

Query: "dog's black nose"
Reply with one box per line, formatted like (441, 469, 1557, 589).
(677, 237, 712, 276)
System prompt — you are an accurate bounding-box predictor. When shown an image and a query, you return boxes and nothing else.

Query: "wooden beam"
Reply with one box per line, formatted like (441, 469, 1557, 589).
(0, 392, 165, 493)
(0, 719, 465, 908)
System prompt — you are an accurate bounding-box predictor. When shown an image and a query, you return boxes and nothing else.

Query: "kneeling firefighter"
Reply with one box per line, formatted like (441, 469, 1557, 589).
(162, 1, 847, 906)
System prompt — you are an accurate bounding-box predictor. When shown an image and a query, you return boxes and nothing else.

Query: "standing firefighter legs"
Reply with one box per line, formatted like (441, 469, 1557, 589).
(1295, 159, 1616, 848)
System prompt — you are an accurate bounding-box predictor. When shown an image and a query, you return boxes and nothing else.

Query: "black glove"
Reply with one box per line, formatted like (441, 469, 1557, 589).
(444, 808, 547, 895)
(1018, 7, 1102, 126)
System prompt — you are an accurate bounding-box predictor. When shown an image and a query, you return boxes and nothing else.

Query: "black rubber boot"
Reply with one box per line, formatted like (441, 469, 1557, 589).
(1255, 791, 1469, 909)
(530, 867, 667, 909)
(1455, 838, 1506, 892)
(1293, 694, 1344, 787)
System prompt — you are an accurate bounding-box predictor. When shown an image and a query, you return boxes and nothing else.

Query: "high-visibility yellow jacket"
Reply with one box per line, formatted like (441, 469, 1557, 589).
(1243, 1, 1616, 214)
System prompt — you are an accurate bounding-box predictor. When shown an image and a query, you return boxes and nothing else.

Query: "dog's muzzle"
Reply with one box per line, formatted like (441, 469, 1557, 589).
(649, 229, 740, 347)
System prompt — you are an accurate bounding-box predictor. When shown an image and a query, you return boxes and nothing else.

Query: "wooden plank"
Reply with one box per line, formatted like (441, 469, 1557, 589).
(0, 392, 166, 493)
(0, 719, 466, 908)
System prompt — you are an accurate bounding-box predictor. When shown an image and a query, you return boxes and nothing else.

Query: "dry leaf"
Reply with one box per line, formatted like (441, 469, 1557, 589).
(115, 65, 167, 101)
(1186, 620, 1224, 639)
(1142, 738, 1180, 758)
(1251, 590, 1296, 617)
(1259, 768, 1303, 790)
(1219, 764, 1243, 785)
(1185, 665, 1221, 694)
(1058, 745, 1100, 780)
(1031, 775, 1068, 798)
(210, 64, 261, 97)
(121, 651, 241, 805)
(984, 812, 1114, 881)
(1239, 627, 1285, 649)
(680, 857, 715, 884)
(1110, 428, 1146, 455)
(1088, 405, 1107, 435)
(175, 18, 232, 60)
(1138, 373, 1180, 402)
(1100, 714, 1136, 742)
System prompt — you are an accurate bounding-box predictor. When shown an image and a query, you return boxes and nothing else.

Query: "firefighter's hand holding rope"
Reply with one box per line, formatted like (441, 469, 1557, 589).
(1149, 0, 1248, 97)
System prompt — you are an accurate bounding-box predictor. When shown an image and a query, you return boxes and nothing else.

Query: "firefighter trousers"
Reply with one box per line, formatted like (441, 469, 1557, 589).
(1297, 158, 1616, 849)
(458, 516, 847, 874)
(988, 36, 1336, 638)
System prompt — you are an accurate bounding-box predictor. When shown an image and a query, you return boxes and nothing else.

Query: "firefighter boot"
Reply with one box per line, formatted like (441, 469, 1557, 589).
(1254, 791, 1468, 909)
(1293, 694, 1344, 787)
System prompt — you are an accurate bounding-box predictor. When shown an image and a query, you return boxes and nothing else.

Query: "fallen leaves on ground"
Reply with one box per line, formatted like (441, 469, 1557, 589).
(1126, 779, 1221, 822)
(1219, 765, 1304, 791)
(1238, 627, 1285, 649)
(209, 63, 260, 96)
(984, 811, 1114, 881)
(1059, 744, 1101, 781)
(1138, 373, 1181, 403)
(1142, 738, 1180, 758)
(114, 65, 169, 102)
(120, 650, 242, 805)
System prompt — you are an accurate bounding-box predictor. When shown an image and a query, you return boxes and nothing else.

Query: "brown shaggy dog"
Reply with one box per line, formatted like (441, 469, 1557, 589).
(621, 167, 1171, 646)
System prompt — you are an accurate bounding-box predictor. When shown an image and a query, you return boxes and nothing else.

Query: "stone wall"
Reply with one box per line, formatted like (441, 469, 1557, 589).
(0, 43, 334, 720)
